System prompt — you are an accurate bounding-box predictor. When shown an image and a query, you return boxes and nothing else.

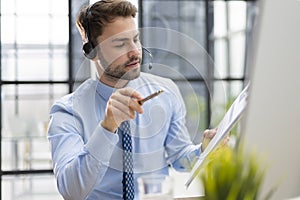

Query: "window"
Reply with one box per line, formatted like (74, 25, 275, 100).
(0, 0, 258, 199)
(140, 0, 257, 142)
(0, 0, 69, 199)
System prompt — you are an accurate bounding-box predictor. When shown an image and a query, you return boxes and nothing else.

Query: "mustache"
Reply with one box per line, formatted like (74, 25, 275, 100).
(124, 56, 142, 66)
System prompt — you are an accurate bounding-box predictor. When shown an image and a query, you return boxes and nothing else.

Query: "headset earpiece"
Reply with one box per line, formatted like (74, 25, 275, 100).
(82, 4, 97, 60)
(83, 41, 97, 60)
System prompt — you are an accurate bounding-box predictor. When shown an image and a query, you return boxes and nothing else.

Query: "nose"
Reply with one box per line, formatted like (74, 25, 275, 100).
(127, 43, 141, 58)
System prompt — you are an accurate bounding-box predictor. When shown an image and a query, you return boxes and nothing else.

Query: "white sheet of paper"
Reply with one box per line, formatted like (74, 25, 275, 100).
(185, 83, 250, 188)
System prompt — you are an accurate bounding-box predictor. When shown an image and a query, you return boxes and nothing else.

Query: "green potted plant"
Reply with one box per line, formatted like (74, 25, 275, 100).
(198, 144, 276, 200)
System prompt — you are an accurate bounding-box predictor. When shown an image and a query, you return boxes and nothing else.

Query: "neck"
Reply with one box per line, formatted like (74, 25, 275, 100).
(99, 74, 129, 89)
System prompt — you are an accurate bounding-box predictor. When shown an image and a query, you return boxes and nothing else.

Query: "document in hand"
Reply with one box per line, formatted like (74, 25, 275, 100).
(185, 83, 250, 188)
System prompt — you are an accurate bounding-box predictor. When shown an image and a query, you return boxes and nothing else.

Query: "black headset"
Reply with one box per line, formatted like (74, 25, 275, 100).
(81, 4, 153, 69)
(142, 47, 153, 70)
(82, 5, 97, 60)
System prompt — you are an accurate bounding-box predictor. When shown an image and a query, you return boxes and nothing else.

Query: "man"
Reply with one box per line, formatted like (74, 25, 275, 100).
(48, 0, 219, 199)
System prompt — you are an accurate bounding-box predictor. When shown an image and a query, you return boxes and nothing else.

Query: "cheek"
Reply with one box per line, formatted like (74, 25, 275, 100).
(113, 59, 126, 68)
(107, 53, 128, 67)
(102, 48, 128, 64)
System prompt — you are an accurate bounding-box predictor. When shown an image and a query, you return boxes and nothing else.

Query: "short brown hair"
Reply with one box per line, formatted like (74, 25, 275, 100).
(76, 0, 137, 47)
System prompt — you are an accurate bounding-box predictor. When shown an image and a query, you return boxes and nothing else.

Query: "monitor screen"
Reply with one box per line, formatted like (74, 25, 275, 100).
(242, 0, 300, 199)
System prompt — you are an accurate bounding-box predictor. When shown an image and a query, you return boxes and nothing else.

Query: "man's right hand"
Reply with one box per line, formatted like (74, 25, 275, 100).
(101, 88, 144, 133)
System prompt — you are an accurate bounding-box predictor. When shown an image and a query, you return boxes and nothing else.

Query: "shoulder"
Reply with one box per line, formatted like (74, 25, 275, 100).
(50, 79, 97, 114)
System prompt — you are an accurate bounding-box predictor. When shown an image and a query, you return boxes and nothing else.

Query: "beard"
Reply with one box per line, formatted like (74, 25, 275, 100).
(98, 51, 142, 81)
(104, 58, 141, 80)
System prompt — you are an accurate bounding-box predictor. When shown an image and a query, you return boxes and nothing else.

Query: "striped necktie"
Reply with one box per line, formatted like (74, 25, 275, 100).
(121, 121, 134, 200)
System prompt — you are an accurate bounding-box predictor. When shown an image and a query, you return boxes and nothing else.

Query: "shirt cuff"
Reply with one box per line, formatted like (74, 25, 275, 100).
(84, 124, 119, 163)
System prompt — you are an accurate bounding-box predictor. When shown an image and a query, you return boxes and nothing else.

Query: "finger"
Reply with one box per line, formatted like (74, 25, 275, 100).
(112, 92, 144, 114)
(106, 101, 135, 127)
(225, 135, 230, 142)
(223, 134, 230, 144)
(209, 129, 217, 138)
(110, 106, 135, 122)
(129, 98, 144, 114)
(118, 88, 143, 100)
(203, 129, 210, 137)
(203, 129, 217, 139)
(109, 98, 136, 119)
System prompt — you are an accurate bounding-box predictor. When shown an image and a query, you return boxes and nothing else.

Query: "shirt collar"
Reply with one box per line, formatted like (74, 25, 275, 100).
(95, 75, 141, 101)
(96, 79, 116, 101)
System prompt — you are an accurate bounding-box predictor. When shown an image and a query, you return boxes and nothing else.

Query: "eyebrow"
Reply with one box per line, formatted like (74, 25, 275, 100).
(111, 33, 139, 43)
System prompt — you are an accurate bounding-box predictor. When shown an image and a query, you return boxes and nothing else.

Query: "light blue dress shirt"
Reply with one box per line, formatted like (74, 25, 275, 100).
(48, 72, 201, 200)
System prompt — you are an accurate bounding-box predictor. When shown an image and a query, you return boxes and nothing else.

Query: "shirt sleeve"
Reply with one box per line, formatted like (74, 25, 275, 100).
(163, 80, 202, 172)
(47, 102, 119, 200)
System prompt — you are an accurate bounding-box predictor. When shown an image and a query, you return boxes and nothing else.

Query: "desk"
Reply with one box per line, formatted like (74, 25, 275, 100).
(175, 197, 204, 200)
(170, 169, 204, 200)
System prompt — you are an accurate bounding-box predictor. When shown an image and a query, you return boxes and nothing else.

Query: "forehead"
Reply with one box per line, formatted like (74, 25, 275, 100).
(98, 16, 138, 44)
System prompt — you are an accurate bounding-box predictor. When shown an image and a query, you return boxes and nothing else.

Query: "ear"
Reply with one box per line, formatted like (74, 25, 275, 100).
(76, 23, 88, 44)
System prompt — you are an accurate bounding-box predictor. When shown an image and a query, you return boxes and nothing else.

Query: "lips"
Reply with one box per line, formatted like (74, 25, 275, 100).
(126, 60, 140, 68)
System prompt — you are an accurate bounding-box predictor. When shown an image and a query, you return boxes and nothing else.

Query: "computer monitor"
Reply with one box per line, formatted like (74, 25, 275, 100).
(242, 0, 300, 199)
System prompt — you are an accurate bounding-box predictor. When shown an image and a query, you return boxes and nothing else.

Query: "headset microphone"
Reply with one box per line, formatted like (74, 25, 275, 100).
(142, 47, 153, 70)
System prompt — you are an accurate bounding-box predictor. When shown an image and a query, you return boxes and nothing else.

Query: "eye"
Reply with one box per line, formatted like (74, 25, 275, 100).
(114, 43, 125, 48)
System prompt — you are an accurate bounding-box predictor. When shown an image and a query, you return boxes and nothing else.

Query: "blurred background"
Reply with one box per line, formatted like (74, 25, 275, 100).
(0, 0, 257, 199)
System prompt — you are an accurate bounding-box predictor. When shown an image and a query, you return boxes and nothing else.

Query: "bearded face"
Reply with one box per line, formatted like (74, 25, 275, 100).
(95, 17, 143, 84)
(97, 44, 142, 81)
